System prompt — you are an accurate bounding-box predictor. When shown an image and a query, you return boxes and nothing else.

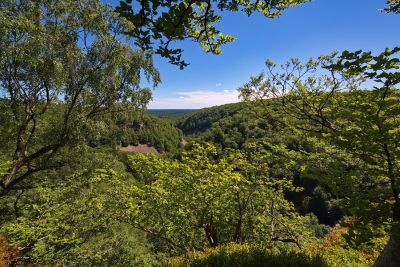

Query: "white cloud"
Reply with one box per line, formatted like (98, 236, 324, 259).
(148, 90, 240, 109)
(215, 83, 222, 87)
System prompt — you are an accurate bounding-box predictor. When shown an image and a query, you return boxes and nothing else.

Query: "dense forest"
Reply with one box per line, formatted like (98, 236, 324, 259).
(1, 0, 400, 266)
(147, 109, 196, 121)
(177, 102, 343, 227)
(116, 114, 184, 153)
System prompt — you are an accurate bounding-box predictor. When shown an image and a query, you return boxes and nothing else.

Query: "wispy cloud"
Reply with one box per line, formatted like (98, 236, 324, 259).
(148, 90, 240, 109)
(215, 83, 222, 87)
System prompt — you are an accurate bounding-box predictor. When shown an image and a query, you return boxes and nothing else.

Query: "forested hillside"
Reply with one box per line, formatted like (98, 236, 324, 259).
(177, 102, 342, 226)
(147, 109, 196, 121)
(177, 103, 244, 135)
(115, 114, 184, 153)
(1, 0, 399, 266)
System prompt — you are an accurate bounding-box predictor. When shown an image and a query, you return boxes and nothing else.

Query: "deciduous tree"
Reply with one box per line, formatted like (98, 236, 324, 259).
(0, 0, 159, 195)
(239, 48, 400, 266)
(128, 143, 318, 254)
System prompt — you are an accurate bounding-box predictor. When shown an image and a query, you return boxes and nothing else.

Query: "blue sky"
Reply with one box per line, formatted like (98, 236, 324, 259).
(111, 0, 400, 109)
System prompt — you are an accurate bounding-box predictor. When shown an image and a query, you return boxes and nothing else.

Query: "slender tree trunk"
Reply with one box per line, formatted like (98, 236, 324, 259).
(373, 223, 400, 267)
(374, 143, 400, 266)
(1, 143, 62, 195)
(233, 217, 243, 243)
(1, 158, 26, 195)
(233, 192, 243, 243)
(203, 222, 219, 247)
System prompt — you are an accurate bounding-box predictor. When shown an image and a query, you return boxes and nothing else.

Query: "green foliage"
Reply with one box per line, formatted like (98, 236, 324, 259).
(177, 103, 243, 135)
(328, 47, 400, 87)
(0, 159, 10, 177)
(178, 103, 342, 226)
(127, 143, 320, 254)
(305, 225, 386, 267)
(116, 0, 309, 68)
(239, 49, 400, 263)
(179, 103, 277, 149)
(147, 109, 196, 121)
(115, 115, 184, 153)
(384, 0, 400, 13)
(1, 0, 397, 265)
(170, 242, 328, 267)
(0, 147, 165, 266)
(0, 0, 160, 194)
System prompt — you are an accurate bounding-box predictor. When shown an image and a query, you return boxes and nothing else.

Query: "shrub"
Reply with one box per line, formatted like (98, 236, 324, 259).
(0, 236, 21, 267)
(170, 243, 328, 267)
(305, 225, 385, 267)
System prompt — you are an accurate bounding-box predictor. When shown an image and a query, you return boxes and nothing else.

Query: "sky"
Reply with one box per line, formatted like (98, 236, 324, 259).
(111, 0, 400, 109)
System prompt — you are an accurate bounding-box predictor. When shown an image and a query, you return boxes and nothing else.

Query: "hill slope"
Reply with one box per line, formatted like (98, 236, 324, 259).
(177, 101, 342, 226)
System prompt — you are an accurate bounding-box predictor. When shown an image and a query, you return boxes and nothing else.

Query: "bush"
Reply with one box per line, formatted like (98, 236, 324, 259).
(120, 135, 130, 147)
(170, 243, 328, 267)
(0, 236, 21, 266)
(305, 225, 384, 267)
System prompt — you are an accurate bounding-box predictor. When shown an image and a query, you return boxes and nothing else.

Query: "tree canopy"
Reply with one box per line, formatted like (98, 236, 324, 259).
(239, 48, 400, 266)
(384, 0, 400, 13)
(0, 0, 159, 195)
(116, 0, 309, 68)
(1, 0, 400, 266)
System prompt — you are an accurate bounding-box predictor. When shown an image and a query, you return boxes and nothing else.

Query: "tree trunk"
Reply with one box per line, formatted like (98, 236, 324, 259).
(374, 224, 400, 267)
(203, 223, 219, 247)
(374, 143, 400, 266)
(233, 193, 243, 243)
(1, 143, 62, 195)
(233, 218, 243, 243)
(1, 158, 26, 195)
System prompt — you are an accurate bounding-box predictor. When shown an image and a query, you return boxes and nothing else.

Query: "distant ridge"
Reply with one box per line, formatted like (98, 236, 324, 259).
(147, 109, 197, 120)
